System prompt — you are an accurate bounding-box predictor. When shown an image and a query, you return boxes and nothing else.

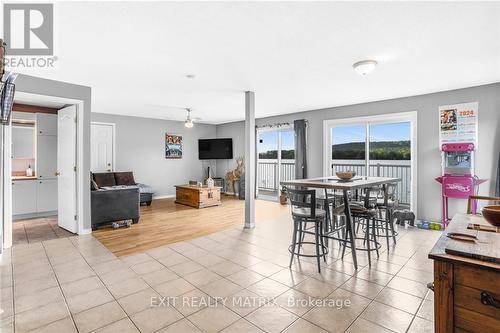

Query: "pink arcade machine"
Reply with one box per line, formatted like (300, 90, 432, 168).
(435, 142, 486, 226)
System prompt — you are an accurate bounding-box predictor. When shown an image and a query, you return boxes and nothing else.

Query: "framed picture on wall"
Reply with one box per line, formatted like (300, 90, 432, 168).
(165, 134, 182, 159)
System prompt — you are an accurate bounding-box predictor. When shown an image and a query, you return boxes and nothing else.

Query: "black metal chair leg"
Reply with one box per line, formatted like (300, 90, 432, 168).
(385, 217, 390, 250)
(319, 219, 327, 262)
(289, 219, 299, 268)
(372, 218, 379, 258)
(366, 219, 371, 264)
(389, 210, 397, 244)
(314, 223, 322, 273)
(297, 221, 303, 255)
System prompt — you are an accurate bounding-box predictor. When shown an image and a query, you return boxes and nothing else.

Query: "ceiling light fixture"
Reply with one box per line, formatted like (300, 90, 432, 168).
(353, 60, 377, 76)
(184, 108, 194, 128)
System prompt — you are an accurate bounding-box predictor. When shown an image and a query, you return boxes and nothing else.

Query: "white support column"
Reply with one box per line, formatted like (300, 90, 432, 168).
(244, 91, 255, 229)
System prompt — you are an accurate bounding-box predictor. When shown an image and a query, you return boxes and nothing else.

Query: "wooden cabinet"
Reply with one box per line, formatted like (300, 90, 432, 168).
(12, 180, 37, 215)
(37, 135, 57, 179)
(37, 179, 58, 212)
(175, 185, 222, 208)
(36, 113, 57, 136)
(429, 214, 500, 333)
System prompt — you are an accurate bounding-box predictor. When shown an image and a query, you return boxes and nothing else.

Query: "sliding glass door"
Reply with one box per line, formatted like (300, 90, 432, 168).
(326, 113, 416, 210)
(331, 124, 367, 176)
(368, 122, 412, 208)
(257, 128, 295, 200)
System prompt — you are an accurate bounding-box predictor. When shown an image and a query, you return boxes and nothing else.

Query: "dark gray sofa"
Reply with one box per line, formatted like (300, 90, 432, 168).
(91, 186, 140, 231)
(92, 172, 154, 206)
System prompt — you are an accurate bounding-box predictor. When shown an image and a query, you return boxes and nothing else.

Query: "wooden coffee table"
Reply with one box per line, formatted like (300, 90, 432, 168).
(175, 185, 222, 208)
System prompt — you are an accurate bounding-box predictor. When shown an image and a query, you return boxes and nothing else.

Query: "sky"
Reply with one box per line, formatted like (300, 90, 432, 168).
(257, 122, 411, 153)
(332, 122, 411, 145)
(258, 130, 294, 153)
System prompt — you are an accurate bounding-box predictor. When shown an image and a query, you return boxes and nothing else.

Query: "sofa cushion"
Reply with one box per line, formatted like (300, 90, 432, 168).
(93, 172, 116, 187)
(90, 172, 99, 191)
(114, 172, 136, 186)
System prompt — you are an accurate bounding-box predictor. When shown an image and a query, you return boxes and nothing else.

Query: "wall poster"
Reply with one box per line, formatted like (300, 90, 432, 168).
(165, 134, 182, 159)
(439, 102, 478, 146)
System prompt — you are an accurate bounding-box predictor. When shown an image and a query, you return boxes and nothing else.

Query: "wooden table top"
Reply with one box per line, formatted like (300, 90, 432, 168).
(175, 184, 222, 190)
(429, 213, 500, 272)
(280, 176, 400, 190)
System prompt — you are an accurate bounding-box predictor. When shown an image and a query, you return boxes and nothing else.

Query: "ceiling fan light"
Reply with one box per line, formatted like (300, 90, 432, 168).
(184, 108, 194, 128)
(353, 60, 377, 76)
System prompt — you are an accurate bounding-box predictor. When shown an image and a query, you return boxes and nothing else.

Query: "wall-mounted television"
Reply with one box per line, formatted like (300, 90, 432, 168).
(198, 138, 233, 160)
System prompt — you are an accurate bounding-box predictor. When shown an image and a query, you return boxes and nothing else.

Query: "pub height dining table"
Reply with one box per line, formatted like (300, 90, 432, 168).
(280, 176, 400, 270)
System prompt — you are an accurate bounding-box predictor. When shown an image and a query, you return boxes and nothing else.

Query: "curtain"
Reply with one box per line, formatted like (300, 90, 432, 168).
(294, 119, 307, 179)
(496, 151, 500, 196)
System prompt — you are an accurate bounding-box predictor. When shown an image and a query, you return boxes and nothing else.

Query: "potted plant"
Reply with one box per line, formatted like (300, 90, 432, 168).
(279, 186, 288, 205)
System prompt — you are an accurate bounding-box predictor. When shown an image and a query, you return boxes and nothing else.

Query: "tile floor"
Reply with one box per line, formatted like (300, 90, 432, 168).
(1, 212, 439, 333)
(12, 217, 74, 245)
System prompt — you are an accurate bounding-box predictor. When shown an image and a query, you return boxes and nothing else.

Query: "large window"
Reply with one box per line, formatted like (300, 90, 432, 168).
(325, 112, 417, 210)
(257, 128, 295, 200)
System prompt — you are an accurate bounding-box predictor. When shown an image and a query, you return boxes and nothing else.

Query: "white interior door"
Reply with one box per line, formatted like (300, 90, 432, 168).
(91, 123, 114, 172)
(57, 105, 77, 233)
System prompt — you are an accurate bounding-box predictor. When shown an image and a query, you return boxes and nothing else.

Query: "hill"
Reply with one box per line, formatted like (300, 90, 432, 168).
(332, 140, 410, 160)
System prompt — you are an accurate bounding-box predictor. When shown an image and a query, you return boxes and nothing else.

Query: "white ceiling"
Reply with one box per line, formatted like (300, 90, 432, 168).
(10, 1, 500, 124)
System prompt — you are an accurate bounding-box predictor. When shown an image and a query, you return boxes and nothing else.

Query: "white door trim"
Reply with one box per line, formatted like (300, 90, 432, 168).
(2, 94, 87, 248)
(323, 111, 418, 215)
(91, 122, 116, 172)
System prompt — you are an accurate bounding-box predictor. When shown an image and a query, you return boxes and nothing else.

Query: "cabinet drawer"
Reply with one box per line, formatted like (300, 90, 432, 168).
(454, 265, 499, 294)
(455, 284, 500, 321)
(455, 305, 500, 332)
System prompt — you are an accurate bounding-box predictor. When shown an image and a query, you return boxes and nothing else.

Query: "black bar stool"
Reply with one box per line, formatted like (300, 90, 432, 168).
(287, 187, 329, 273)
(341, 196, 381, 263)
(375, 183, 399, 250)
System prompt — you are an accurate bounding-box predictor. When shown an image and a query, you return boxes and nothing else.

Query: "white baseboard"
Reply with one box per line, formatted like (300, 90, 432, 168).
(153, 194, 175, 200)
(79, 228, 92, 235)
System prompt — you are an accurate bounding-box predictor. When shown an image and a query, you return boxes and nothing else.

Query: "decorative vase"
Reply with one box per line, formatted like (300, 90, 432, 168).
(206, 176, 214, 188)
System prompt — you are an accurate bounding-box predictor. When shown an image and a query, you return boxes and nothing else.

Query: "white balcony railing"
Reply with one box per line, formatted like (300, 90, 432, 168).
(256, 159, 411, 206)
(331, 161, 411, 206)
(257, 159, 295, 192)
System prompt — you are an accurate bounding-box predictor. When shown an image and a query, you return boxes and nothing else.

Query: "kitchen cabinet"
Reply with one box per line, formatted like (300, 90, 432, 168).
(36, 113, 57, 136)
(37, 179, 58, 212)
(37, 135, 57, 179)
(12, 180, 37, 215)
(12, 112, 36, 121)
(12, 124, 35, 159)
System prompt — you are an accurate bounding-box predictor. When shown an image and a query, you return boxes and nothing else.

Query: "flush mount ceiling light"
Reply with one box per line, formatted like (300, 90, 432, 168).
(184, 108, 194, 128)
(353, 60, 378, 76)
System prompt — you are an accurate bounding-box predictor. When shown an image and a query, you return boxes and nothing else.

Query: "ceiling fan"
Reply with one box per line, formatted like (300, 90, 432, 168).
(146, 104, 202, 127)
(184, 108, 202, 128)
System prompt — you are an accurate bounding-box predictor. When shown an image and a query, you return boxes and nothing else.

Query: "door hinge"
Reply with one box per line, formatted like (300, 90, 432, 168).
(74, 215, 77, 220)
(74, 166, 77, 172)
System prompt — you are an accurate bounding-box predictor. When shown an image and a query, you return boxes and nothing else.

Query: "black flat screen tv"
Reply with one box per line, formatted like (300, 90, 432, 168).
(198, 138, 233, 160)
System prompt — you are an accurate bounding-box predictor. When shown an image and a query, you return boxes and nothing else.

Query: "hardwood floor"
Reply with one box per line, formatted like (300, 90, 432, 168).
(93, 195, 289, 256)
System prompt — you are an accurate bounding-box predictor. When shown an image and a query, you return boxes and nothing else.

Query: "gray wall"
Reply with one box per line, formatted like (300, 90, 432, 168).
(15, 74, 92, 231)
(91, 113, 217, 198)
(216, 83, 500, 221)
